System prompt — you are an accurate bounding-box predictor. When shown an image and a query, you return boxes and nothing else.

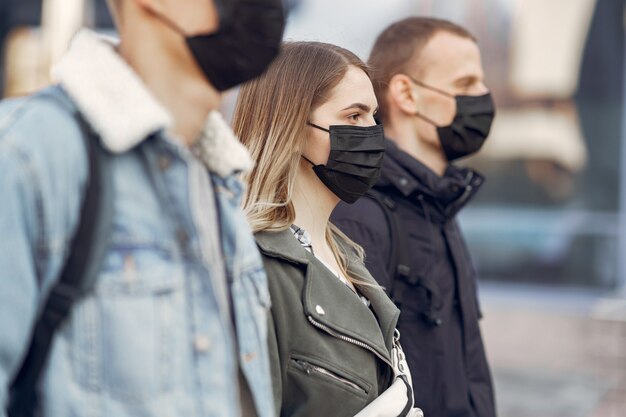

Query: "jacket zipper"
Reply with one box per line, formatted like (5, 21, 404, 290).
(293, 359, 366, 394)
(307, 315, 392, 368)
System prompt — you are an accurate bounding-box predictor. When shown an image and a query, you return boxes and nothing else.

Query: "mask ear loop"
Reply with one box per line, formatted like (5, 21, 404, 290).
(307, 122, 330, 133)
(302, 122, 330, 166)
(404, 76, 455, 128)
(414, 112, 442, 127)
(301, 155, 317, 166)
(405, 75, 455, 98)
(143, 5, 190, 36)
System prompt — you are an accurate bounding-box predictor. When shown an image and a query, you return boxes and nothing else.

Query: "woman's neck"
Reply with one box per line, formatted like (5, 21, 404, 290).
(291, 162, 340, 250)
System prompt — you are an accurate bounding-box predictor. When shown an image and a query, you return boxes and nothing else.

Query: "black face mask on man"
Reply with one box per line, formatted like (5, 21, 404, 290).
(302, 123, 385, 204)
(408, 77, 495, 161)
(149, 0, 285, 91)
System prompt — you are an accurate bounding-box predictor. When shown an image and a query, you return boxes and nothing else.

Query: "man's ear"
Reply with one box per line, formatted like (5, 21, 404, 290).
(388, 73, 420, 116)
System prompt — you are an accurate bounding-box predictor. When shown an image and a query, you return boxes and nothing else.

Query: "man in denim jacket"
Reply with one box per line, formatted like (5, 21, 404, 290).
(0, 1, 284, 416)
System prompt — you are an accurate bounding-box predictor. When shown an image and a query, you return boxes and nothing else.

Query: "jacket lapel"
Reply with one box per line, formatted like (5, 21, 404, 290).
(303, 251, 392, 362)
(349, 258, 400, 354)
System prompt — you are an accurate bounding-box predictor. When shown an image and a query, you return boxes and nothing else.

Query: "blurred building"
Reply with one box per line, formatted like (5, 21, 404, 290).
(0, 0, 113, 97)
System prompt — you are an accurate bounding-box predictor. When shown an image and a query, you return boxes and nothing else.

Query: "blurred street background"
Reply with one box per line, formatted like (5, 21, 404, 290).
(1, 0, 625, 416)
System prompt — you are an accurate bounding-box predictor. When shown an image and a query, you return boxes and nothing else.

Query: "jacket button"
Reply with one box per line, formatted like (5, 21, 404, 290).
(315, 305, 325, 315)
(157, 154, 172, 171)
(399, 177, 408, 187)
(243, 352, 257, 362)
(194, 335, 212, 352)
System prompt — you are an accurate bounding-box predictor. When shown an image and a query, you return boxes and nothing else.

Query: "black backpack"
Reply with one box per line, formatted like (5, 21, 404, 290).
(364, 189, 443, 326)
(7, 93, 113, 417)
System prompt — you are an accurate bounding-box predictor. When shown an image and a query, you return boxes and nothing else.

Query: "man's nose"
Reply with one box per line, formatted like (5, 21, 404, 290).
(471, 81, 489, 96)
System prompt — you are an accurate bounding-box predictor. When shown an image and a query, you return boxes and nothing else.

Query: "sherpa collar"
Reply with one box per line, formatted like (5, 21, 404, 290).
(52, 29, 253, 177)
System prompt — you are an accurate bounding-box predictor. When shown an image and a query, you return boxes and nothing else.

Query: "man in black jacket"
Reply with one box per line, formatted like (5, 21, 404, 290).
(331, 17, 497, 417)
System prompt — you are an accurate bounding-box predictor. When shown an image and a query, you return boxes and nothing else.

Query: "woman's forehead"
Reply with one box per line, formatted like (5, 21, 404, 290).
(324, 66, 377, 110)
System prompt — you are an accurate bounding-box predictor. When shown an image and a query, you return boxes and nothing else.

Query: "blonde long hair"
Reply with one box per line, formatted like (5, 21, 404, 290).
(233, 41, 370, 285)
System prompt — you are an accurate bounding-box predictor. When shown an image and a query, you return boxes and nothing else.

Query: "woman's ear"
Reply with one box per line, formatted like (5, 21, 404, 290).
(388, 73, 421, 116)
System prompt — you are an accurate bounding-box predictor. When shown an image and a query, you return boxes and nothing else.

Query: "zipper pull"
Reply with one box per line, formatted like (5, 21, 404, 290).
(296, 359, 313, 375)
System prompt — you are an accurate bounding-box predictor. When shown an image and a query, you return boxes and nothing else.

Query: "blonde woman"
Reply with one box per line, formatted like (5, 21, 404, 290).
(233, 42, 422, 417)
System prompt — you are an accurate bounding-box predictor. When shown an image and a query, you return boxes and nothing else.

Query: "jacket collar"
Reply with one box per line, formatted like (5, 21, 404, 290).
(255, 229, 310, 265)
(377, 139, 484, 221)
(255, 229, 399, 360)
(52, 29, 253, 177)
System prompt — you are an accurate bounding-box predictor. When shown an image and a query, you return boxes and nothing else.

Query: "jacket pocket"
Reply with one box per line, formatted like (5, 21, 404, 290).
(290, 358, 367, 395)
(73, 244, 183, 404)
(284, 355, 370, 417)
(287, 356, 369, 398)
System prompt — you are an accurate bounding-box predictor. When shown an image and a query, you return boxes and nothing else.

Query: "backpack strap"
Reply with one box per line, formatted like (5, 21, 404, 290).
(8, 91, 114, 417)
(364, 190, 443, 326)
(363, 190, 414, 307)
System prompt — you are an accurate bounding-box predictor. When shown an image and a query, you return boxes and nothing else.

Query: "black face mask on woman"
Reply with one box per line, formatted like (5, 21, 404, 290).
(149, 0, 285, 91)
(409, 77, 496, 161)
(302, 123, 385, 204)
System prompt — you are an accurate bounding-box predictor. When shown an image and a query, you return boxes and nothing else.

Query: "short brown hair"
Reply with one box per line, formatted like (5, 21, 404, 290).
(369, 17, 476, 123)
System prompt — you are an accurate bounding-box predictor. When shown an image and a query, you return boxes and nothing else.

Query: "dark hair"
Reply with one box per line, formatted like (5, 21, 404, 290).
(368, 17, 476, 123)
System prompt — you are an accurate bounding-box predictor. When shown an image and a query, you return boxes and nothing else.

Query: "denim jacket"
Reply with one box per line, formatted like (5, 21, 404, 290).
(0, 30, 273, 417)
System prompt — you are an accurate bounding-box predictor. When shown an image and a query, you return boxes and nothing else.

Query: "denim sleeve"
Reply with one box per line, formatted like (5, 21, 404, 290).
(0, 140, 43, 414)
(0, 97, 87, 415)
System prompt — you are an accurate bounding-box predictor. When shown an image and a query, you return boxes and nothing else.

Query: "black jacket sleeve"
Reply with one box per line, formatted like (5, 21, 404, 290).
(331, 198, 393, 291)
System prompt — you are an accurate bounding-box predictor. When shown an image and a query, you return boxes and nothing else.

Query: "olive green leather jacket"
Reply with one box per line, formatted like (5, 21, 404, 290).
(256, 230, 401, 417)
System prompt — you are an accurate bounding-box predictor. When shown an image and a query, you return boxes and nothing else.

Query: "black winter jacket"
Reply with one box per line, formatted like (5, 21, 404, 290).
(331, 140, 496, 417)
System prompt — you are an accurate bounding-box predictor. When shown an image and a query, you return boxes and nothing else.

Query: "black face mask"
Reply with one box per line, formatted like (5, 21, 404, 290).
(151, 0, 285, 91)
(409, 77, 495, 161)
(303, 123, 385, 204)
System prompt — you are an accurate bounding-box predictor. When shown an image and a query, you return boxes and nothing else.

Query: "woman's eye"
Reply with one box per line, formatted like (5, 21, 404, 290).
(348, 113, 360, 122)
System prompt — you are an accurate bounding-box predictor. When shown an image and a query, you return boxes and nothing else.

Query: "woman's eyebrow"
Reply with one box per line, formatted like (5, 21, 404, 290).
(341, 103, 373, 112)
